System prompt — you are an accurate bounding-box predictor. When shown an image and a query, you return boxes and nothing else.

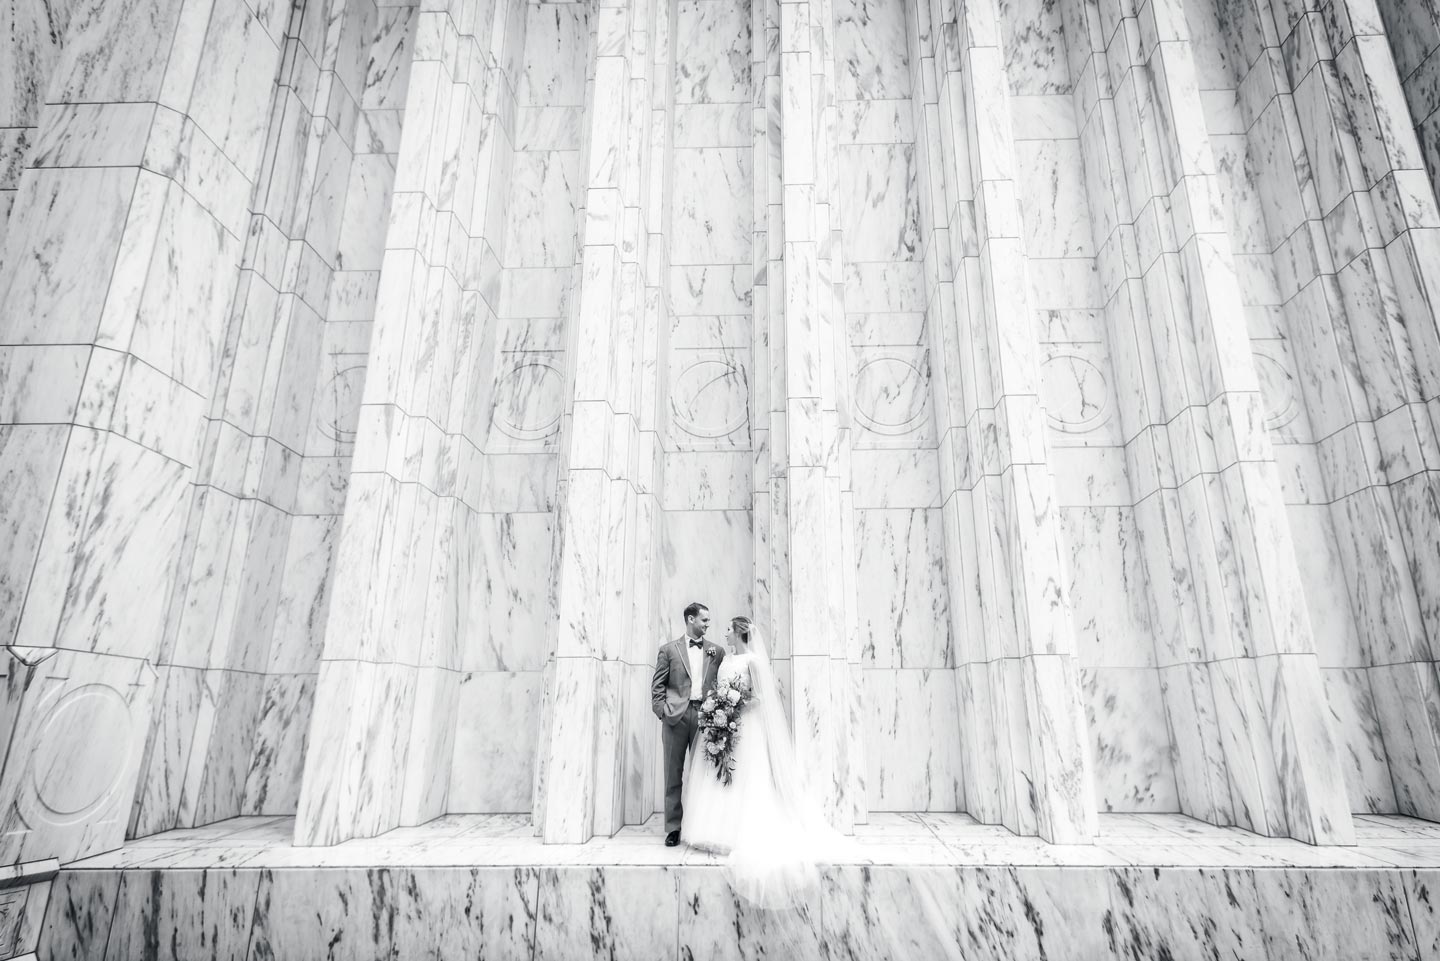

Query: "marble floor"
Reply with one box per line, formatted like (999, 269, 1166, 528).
(68, 812, 1440, 870)
(39, 813, 1440, 961)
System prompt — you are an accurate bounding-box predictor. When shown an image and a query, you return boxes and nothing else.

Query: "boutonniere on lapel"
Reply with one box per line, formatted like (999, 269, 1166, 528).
(705, 647, 717, 658)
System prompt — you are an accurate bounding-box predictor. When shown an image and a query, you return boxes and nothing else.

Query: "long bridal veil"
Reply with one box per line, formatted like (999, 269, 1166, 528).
(725, 628, 847, 909)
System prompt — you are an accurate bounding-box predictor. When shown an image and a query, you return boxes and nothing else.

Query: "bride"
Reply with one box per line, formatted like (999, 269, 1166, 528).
(680, 615, 842, 908)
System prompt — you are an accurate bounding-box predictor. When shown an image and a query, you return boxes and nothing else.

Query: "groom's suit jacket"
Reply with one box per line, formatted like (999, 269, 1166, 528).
(651, 636, 725, 724)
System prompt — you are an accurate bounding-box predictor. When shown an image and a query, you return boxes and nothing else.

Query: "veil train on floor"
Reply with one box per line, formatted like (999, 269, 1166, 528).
(724, 628, 849, 909)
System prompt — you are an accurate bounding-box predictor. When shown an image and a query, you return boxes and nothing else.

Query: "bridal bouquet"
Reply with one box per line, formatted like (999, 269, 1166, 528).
(697, 677, 752, 785)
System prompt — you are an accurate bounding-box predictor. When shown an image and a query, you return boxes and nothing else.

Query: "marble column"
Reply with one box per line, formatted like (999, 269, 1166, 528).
(1246, 0, 1440, 820)
(126, 0, 419, 839)
(537, 0, 658, 843)
(295, 0, 506, 845)
(1058, 0, 1354, 843)
(910, 0, 1099, 842)
(758, 0, 866, 831)
(0, 0, 286, 863)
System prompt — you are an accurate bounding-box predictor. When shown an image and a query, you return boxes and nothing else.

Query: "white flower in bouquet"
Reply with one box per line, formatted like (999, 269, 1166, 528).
(726, 688, 741, 704)
(713, 710, 728, 726)
(702, 697, 716, 711)
(728, 721, 737, 730)
(706, 742, 720, 755)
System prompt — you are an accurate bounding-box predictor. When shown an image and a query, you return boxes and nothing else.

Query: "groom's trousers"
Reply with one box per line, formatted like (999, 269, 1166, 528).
(662, 703, 700, 833)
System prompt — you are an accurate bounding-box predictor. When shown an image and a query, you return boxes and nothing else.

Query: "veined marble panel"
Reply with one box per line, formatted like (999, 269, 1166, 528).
(129, 664, 202, 838)
(105, 865, 260, 961)
(659, 511, 753, 636)
(836, 0, 911, 101)
(128, 180, 244, 391)
(362, 2, 417, 112)
(670, 147, 752, 265)
(0, 167, 135, 345)
(0, 650, 157, 864)
(996, 0, 1072, 96)
(249, 866, 540, 958)
(336, 153, 398, 271)
(450, 671, 544, 813)
(502, 149, 579, 268)
(1059, 507, 1153, 667)
(305, 316, 374, 453)
(1370, 661, 1440, 820)
(673, 103, 751, 148)
(668, 347, 751, 449)
(1285, 503, 1362, 668)
(473, 453, 559, 514)
(837, 99, 915, 145)
(850, 448, 940, 509)
(863, 668, 961, 811)
(1321, 667, 1397, 815)
(518, 2, 588, 108)
(669, 265, 753, 315)
(459, 512, 555, 673)
(185, 0, 282, 181)
(49, 0, 183, 104)
(843, 261, 924, 313)
(1016, 138, 1093, 258)
(674, 0, 752, 105)
(239, 672, 315, 817)
(854, 508, 951, 668)
(190, 669, 265, 826)
(851, 346, 934, 447)
(488, 353, 566, 452)
(0, 425, 67, 645)
(15, 429, 189, 658)
(516, 106, 585, 152)
(838, 144, 920, 262)
(662, 451, 751, 510)
(36, 868, 120, 961)
(1081, 666, 1179, 812)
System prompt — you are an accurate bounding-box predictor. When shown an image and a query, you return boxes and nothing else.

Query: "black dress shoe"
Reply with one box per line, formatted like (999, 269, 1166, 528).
(665, 831, 680, 847)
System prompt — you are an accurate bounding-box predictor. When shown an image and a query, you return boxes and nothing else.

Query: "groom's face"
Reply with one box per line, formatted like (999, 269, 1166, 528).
(687, 610, 710, 637)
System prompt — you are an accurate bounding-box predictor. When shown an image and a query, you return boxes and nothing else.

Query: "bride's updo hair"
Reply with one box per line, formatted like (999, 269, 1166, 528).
(731, 615, 753, 641)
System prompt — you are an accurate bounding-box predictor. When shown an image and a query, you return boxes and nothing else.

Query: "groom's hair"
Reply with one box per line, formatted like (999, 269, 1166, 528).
(682, 601, 708, 622)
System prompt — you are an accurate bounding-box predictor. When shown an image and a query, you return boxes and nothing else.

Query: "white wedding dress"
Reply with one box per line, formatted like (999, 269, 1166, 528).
(680, 631, 843, 908)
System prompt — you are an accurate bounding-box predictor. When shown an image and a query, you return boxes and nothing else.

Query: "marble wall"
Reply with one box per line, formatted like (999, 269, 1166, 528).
(34, 859, 1440, 961)
(5, 0, 1440, 865)
(1, 0, 291, 865)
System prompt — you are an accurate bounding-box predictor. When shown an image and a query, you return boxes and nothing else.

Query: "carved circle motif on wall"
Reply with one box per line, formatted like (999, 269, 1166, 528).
(1253, 349, 1300, 431)
(21, 684, 133, 826)
(852, 355, 929, 436)
(671, 357, 749, 438)
(1040, 353, 1111, 434)
(493, 360, 564, 441)
(317, 357, 367, 449)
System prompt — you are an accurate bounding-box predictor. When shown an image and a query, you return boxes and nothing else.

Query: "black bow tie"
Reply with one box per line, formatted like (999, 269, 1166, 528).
(689, 640, 703, 649)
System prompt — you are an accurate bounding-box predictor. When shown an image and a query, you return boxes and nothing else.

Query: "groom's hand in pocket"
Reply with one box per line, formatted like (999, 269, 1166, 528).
(651, 644, 670, 721)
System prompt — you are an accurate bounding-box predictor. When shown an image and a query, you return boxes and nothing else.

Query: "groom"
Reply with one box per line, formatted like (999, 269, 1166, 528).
(651, 601, 726, 846)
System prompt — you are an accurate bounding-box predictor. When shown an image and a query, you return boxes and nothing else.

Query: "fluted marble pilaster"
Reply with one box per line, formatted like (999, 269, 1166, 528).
(121, 0, 423, 843)
(537, 0, 659, 844)
(909, 0, 1099, 843)
(1054, 0, 1357, 843)
(761, 0, 867, 832)
(0, 0, 286, 864)
(295, 0, 509, 846)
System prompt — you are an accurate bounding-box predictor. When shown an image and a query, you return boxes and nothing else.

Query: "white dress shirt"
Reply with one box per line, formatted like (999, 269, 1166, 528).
(686, 637, 705, 702)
